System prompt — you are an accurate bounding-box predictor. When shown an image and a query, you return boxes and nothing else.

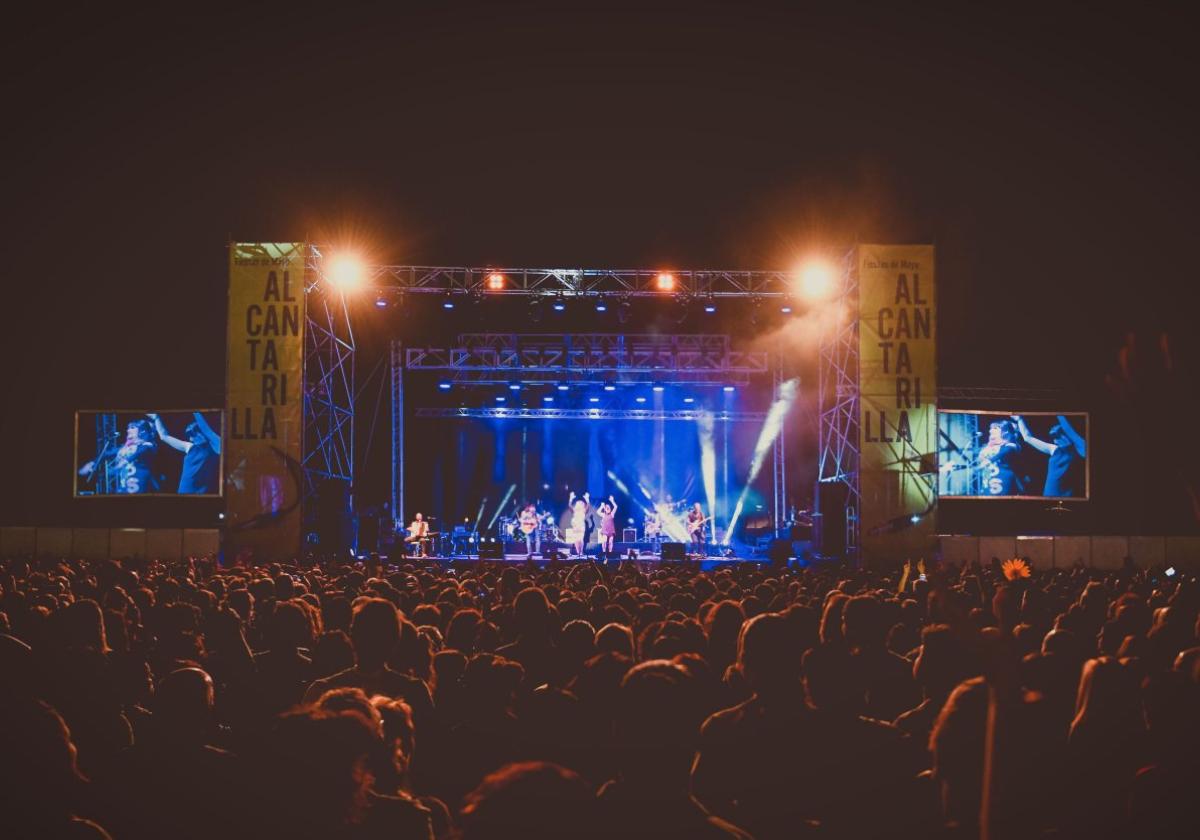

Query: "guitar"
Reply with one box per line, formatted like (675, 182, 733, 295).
(687, 515, 711, 536)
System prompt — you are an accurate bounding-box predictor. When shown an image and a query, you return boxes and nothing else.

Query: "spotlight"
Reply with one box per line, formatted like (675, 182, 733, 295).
(589, 397, 600, 403)
(655, 272, 676, 292)
(780, 302, 793, 314)
(796, 258, 837, 302)
(910, 514, 921, 525)
(652, 385, 665, 393)
(438, 380, 452, 391)
(374, 295, 388, 309)
(486, 271, 506, 290)
(442, 295, 455, 310)
(704, 301, 717, 314)
(635, 396, 647, 404)
(326, 254, 367, 291)
(603, 384, 616, 392)
(595, 298, 608, 312)
(552, 296, 566, 312)
(496, 396, 506, 403)
(509, 382, 521, 391)
(723, 386, 735, 393)
(683, 396, 695, 404)
(543, 396, 554, 403)
(557, 383, 569, 391)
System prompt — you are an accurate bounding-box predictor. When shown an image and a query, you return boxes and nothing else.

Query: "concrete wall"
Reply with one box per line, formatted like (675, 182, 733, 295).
(0, 527, 219, 559)
(934, 534, 1199, 569)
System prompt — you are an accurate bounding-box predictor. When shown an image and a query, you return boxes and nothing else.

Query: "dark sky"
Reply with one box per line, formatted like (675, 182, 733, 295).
(3, 3, 1197, 529)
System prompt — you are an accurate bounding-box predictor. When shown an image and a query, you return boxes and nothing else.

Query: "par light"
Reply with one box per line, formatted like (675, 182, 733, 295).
(655, 272, 676, 292)
(486, 271, 506, 290)
(326, 253, 367, 291)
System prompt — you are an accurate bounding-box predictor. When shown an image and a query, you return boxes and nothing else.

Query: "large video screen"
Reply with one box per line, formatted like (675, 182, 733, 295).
(938, 411, 1088, 499)
(75, 410, 223, 497)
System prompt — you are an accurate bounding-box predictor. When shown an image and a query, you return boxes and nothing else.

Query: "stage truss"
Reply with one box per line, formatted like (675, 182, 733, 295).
(302, 251, 356, 540)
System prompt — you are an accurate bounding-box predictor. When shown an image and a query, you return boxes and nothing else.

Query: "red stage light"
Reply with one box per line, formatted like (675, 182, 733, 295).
(486, 272, 506, 290)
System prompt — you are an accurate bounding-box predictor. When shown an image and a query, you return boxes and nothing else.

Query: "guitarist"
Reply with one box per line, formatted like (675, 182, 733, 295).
(405, 513, 430, 557)
(518, 503, 542, 558)
(686, 502, 709, 555)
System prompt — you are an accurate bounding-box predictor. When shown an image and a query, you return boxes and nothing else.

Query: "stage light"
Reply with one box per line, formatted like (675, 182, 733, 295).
(723, 385, 735, 393)
(635, 396, 647, 403)
(442, 295, 455, 310)
(552, 296, 566, 312)
(495, 396, 506, 403)
(704, 301, 717, 314)
(486, 271, 506, 290)
(683, 396, 695, 404)
(438, 380, 452, 391)
(509, 382, 521, 391)
(724, 379, 799, 544)
(652, 385, 665, 393)
(327, 254, 367, 291)
(595, 298, 608, 312)
(557, 383, 569, 391)
(910, 514, 921, 524)
(589, 396, 600, 403)
(780, 302, 793, 314)
(374, 294, 388, 309)
(796, 258, 837, 302)
(543, 396, 554, 403)
(655, 272, 676, 292)
(603, 384, 616, 392)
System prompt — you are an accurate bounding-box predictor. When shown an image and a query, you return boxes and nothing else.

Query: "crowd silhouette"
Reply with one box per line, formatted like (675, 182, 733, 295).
(1, 552, 1197, 838)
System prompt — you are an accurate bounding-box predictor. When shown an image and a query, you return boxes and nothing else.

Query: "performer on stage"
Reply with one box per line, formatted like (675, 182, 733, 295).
(978, 419, 1026, 496)
(149, 412, 221, 494)
(687, 502, 708, 554)
(405, 512, 430, 557)
(597, 495, 618, 555)
(567, 491, 591, 557)
(1013, 414, 1086, 497)
(518, 503, 542, 558)
(79, 418, 161, 494)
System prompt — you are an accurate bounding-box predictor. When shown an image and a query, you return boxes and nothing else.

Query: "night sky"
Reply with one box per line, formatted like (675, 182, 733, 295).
(3, 4, 1196, 532)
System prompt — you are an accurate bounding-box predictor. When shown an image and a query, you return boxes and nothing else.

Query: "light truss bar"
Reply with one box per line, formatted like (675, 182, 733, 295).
(414, 407, 769, 422)
(341, 265, 796, 299)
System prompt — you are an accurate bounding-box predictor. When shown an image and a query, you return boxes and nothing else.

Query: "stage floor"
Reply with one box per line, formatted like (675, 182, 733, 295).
(388, 551, 766, 569)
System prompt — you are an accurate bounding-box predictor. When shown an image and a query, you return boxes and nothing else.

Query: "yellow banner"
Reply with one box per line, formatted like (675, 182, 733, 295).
(857, 245, 937, 560)
(225, 243, 306, 561)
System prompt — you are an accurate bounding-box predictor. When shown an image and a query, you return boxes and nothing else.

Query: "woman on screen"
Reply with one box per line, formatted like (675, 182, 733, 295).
(79, 418, 161, 494)
(977, 419, 1026, 496)
(1013, 414, 1086, 497)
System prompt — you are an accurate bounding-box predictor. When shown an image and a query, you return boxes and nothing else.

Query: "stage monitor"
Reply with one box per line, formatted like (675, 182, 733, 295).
(74, 410, 224, 497)
(938, 411, 1088, 499)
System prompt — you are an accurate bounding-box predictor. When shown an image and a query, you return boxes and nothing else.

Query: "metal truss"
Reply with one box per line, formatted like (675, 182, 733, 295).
(413, 407, 769, 422)
(390, 340, 404, 536)
(303, 250, 356, 539)
(343, 266, 796, 300)
(771, 345, 787, 528)
(817, 249, 861, 555)
(404, 333, 768, 386)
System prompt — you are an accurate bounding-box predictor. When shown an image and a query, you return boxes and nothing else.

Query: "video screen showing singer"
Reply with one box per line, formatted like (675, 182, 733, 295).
(75, 409, 224, 497)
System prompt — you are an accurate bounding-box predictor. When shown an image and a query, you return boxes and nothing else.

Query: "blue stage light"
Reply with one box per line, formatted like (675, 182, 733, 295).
(438, 380, 452, 391)
(543, 396, 554, 403)
(652, 385, 665, 393)
(910, 514, 921, 524)
(589, 396, 600, 403)
(442, 296, 455, 309)
(723, 385, 735, 392)
(635, 396, 647, 403)
(595, 299, 608, 312)
(552, 298, 566, 311)
(604, 384, 616, 391)
(704, 303, 716, 313)
(557, 384, 569, 391)
(495, 396, 506, 403)
(683, 396, 695, 404)
(509, 382, 521, 391)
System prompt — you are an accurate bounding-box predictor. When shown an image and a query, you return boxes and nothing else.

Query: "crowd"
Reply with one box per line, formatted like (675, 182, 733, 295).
(1, 551, 1197, 839)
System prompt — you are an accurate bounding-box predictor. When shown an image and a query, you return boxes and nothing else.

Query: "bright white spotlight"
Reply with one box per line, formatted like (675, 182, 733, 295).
(327, 254, 367, 291)
(796, 259, 837, 302)
(724, 378, 800, 543)
(655, 272, 676, 292)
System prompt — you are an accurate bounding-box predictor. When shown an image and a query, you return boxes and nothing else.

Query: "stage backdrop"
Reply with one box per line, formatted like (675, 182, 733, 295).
(857, 244, 937, 561)
(225, 243, 306, 560)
